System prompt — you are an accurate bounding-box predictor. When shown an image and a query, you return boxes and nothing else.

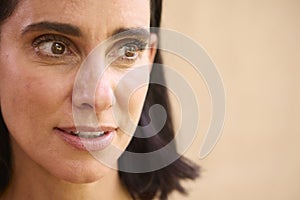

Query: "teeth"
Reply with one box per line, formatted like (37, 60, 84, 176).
(72, 131, 105, 138)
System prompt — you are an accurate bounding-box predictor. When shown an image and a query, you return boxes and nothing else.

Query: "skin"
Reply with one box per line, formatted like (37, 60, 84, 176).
(0, 0, 156, 199)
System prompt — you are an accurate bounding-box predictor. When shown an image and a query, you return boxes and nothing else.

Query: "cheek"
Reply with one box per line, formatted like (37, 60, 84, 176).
(127, 57, 152, 121)
(112, 65, 150, 135)
(128, 85, 149, 122)
(3, 74, 65, 118)
(110, 84, 149, 153)
(0, 59, 73, 148)
(0, 46, 69, 125)
(1, 76, 53, 141)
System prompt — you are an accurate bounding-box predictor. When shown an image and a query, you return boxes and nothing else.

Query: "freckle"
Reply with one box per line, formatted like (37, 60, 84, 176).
(25, 83, 31, 90)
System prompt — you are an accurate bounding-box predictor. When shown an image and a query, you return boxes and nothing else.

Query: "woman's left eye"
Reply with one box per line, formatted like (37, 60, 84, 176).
(118, 44, 139, 60)
(108, 40, 147, 67)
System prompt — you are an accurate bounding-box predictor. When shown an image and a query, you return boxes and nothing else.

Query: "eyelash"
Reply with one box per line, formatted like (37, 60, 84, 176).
(108, 39, 148, 67)
(32, 34, 77, 59)
(32, 34, 148, 67)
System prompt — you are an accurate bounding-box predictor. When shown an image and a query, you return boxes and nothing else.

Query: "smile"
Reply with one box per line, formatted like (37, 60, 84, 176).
(73, 131, 106, 138)
(54, 127, 116, 151)
(65, 130, 107, 138)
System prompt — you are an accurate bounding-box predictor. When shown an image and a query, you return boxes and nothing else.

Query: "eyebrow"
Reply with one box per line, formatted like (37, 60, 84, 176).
(21, 21, 150, 41)
(22, 21, 83, 37)
(110, 27, 150, 40)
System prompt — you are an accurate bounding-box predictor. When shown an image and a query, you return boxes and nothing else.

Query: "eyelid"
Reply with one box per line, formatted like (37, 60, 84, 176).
(106, 38, 148, 59)
(106, 37, 148, 53)
(30, 34, 82, 67)
(105, 39, 148, 68)
(32, 34, 80, 56)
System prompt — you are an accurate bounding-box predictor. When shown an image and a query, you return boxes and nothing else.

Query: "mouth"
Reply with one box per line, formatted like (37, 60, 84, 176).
(58, 128, 108, 138)
(56, 126, 114, 138)
(54, 126, 116, 151)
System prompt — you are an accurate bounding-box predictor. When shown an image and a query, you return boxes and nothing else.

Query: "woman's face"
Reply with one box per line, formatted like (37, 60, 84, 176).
(0, 0, 154, 183)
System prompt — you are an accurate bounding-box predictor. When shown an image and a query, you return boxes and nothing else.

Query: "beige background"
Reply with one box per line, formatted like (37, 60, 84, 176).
(161, 0, 300, 199)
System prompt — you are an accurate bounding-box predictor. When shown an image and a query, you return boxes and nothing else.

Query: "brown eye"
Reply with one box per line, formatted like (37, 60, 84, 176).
(36, 41, 68, 57)
(124, 46, 138, 59)
(106, 39, 148, 67)
(32, 34, 81, 65)
(32, 34, 79, 59)
(52, 42, 66, 55)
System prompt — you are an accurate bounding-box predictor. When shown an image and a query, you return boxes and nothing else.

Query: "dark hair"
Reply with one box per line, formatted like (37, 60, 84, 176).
(0, 0, 200, 199)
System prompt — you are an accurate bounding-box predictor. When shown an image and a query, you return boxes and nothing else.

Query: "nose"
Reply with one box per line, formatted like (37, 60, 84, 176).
(72, 73, 115, 113)
(94, 76, 115, 113)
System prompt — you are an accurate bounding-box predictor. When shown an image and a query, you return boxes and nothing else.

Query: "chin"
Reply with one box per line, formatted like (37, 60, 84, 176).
(49, 159, 112, 184)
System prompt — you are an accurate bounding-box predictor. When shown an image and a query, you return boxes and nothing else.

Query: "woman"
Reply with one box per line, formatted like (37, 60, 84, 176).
(0, 0, 199, 199)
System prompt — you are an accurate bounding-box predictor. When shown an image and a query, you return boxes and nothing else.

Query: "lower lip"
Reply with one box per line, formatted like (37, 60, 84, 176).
(54, 128, 115, 151)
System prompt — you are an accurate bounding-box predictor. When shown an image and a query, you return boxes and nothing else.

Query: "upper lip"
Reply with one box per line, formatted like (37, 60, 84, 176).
(56, 126, 117, 134)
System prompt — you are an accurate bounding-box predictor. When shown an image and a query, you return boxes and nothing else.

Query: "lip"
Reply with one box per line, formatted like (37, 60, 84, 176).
(58, 126, 116, 133)
(54, 126, 116, 151)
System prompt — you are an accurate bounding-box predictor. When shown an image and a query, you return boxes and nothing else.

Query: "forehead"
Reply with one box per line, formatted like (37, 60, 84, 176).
(9, 0, 150, 38)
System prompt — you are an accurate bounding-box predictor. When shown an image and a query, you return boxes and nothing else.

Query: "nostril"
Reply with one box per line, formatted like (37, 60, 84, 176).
(72, 91, 95, 110)
(80, 102, 94, 110)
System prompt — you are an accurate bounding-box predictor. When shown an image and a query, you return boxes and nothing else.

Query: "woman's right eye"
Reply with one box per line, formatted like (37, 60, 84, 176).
(32, 34, 79, 64)
(38, 41, 67, 56)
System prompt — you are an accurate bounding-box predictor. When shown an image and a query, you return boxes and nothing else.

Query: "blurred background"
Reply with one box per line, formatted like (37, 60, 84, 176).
(160, 0, 300, 199)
